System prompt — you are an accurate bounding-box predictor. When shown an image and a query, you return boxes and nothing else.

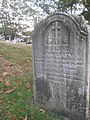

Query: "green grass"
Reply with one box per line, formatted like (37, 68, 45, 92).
(0, 42, 59, 120)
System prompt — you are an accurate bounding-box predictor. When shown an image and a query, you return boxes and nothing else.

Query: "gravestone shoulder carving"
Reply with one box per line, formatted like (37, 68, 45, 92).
(32, 13, 89, 120)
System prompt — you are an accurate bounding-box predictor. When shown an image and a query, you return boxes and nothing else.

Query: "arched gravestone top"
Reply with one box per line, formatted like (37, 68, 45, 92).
(33, 13, 88, 37)
(32, 13, 89, 120)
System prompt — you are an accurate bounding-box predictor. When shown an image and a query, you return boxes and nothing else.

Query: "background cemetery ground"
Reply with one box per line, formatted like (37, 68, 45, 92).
(0, 41, 63, 120)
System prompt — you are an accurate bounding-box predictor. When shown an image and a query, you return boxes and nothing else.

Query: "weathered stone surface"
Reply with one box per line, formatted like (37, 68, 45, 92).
(32, 13, 89, 120)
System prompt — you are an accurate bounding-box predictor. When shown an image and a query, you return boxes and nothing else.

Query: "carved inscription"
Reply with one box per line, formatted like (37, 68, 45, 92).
(44, 21, 70, 46)
(35, 47, 85, 82)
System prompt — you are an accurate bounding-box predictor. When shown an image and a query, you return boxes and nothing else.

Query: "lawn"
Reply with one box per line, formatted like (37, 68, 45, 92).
(0, 42, 60, 120)
(0, 42, 89, 120)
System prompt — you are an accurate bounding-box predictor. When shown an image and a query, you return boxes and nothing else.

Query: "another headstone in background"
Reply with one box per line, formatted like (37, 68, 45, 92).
(32, 13, 89, 120)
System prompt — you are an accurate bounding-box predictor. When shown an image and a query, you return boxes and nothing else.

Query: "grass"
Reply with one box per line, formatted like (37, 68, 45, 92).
(0, 42, 59, 120)
(0, 42, 89, 120)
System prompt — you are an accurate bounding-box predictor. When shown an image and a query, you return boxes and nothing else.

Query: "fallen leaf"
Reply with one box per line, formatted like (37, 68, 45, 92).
(39, 108, 45, 113)
(9, 64, 13, 67)
(0, 100, 3, 104)
(0, 53, 5, 56)
(5, 89, 14, 93)
(0, 78, 3, 82)
(14, 83, 18, 88)
(13, 115, 16, 120)
(27, 60, 30, 63)
(4, 81, 10, 87)
(13, 86, 17, 89)
(2, 72, 9, 76)
(0, 90, 3, 93)
(30, 67, 32, 70)
(25, 83, 31, 89)
(24, 116, 27, 120)
(21, 115, 27, 120)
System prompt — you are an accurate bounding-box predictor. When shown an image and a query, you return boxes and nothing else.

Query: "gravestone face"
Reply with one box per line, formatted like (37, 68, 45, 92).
(32, 13, 89, 120)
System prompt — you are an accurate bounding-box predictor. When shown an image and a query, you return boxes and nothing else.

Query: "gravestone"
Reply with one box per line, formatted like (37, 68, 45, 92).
(32, 13, 89, 120)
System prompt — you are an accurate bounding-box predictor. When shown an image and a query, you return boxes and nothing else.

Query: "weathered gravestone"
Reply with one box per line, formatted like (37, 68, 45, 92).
(32, 13, 89, 120)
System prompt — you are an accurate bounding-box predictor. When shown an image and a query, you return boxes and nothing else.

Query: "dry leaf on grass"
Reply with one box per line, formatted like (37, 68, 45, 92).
(5, 89, 14, 93)
(21, 115, 27, 120)
(4, 81, 10, 87)
(0, 78, 3, 82)
(0, 90, 3, 93)
(27, 60, 30, 63)
(30, 67, 32, 70)
(25, 83, 31, 89)
(0, 54, 3, 57)
(2, 72, 9, 76)
(39, 108, 45, 113)
(13, 115, 16, 120)
(0, 100, 4, 104)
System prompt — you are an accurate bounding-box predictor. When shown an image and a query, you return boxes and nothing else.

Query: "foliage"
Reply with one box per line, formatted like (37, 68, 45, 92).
(33, 0, 90, 22)
(0, 0, 90, 37)
(32, 0, 55, 14)
(0, 0, 41, 36)
(54, 0, 80, 13)
(82, 0, 90, 22)
(33, 0, 82, 14)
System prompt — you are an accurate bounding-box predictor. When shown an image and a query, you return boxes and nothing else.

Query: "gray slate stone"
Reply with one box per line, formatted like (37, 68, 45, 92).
(32, 13, 89, 120)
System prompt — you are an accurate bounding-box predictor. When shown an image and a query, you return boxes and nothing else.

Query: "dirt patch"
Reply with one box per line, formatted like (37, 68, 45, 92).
(0, 57, 23, 78)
